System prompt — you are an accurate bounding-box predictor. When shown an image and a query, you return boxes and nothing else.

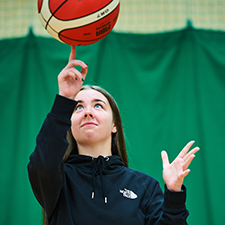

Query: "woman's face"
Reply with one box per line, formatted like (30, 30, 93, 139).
(71, 89, 117, 146)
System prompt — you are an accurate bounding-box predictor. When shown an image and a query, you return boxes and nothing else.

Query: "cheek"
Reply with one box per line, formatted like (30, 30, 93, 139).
(103, 116, 114, 131)
(71, 114, 80, 136)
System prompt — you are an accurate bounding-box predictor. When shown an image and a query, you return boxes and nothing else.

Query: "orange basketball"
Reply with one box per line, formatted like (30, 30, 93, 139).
(38, 0, 120, 46)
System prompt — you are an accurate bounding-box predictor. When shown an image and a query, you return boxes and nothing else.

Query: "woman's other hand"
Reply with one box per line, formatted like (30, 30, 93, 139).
(161, 140, 200, 192)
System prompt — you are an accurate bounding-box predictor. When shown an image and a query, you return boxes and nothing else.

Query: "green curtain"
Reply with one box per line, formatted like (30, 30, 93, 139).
(0, 26, 224, 225)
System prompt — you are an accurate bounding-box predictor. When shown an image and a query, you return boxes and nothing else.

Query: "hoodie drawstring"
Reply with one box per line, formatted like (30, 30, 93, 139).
(92, 156, 109, 204)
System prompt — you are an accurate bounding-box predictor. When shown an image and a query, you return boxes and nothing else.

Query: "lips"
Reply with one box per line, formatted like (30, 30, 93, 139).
(81, 122, 98, 127)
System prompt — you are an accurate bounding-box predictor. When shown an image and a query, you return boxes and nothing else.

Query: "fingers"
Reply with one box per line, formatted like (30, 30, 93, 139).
(80, 65, 88, 77)
(183, 155, 195, 171)
(67, 59, 87, 69)
(68, 45, 88, 69)
(68, 46, 87, 70)
(177, 140, 195, 158)
(179, 141, 200, 165)
(162, 141, 199, 192)
(183, 147, 199, 170)
(67, 60, 88, 76)
(183, 146, 200, 162)
(182, 168, 191, 178)
(65, 68, 84, 82)
(64, 60, 88, 81)
(67, 46, 88, 78)
(69, 45, 76, 62)
(161, 150, 169, 168)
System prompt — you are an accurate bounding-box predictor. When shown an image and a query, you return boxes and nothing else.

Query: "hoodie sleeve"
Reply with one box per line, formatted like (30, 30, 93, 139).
(27, 94, 77, 217)
(145, 182, 189, 225)
(161, 185, 188, 224)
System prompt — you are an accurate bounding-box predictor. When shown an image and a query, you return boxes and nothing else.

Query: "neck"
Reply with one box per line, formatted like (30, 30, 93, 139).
(77, 140, 112, 158)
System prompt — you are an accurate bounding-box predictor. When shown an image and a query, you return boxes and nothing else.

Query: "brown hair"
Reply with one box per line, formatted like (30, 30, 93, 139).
(42, 85, 128, 225)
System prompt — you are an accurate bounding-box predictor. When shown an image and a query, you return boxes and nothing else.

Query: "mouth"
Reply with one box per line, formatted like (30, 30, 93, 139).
(81, 122, 98, 127)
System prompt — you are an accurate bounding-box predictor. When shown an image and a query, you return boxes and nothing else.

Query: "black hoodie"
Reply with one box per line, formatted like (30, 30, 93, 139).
(27, 95, 189, 225)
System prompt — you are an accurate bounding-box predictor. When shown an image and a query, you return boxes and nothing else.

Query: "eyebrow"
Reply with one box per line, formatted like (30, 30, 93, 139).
(76, 99, 107, 105)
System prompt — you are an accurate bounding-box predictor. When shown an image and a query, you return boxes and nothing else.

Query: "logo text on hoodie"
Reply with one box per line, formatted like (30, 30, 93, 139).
(119, 188, 138, 199)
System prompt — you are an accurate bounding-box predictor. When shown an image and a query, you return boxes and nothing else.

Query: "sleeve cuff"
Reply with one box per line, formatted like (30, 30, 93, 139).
(50, 94, 78, 120)
(163, 185, 187, 209)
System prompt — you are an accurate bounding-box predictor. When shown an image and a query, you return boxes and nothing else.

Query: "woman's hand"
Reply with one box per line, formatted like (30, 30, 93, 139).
(161, 140, 200, 192)
(58, 46, 88, 100)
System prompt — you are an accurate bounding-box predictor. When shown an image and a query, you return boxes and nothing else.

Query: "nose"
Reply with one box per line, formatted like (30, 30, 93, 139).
(84, 107, 93, 118)
(84, 113, 93, 118)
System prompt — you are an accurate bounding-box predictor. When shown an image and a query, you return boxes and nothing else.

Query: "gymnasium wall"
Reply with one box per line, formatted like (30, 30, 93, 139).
(0, 1, 225, 225)
(1, 0, 225, 39)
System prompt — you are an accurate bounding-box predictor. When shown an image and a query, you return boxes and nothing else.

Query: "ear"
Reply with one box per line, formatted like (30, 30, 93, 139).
(112, 123, 117, 133)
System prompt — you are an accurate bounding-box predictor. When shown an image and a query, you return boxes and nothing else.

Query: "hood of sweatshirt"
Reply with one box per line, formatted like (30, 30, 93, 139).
(65, 154, 125, 203)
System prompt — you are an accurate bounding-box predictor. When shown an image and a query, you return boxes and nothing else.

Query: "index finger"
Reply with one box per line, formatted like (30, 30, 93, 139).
(69, 45, 76, 62)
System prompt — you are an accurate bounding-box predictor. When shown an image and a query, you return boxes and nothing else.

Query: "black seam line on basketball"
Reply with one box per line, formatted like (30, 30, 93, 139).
(46, 5, 118, 41)
(52, 0, 115, 21)
(40, 12, 48, 24)
(55, 5, 118, 32)
(45, 0, 69, 29)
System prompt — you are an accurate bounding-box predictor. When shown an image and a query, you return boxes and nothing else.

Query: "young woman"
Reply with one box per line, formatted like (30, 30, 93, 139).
(28, 46, 199, 225)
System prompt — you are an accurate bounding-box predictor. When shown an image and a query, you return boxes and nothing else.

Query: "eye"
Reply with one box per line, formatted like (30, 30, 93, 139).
(75, 105, 84, 111)
(94, 103, 103, 109)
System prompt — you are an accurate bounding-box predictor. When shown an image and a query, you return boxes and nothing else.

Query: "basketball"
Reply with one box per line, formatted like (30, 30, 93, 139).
(37, 0, 120, 46)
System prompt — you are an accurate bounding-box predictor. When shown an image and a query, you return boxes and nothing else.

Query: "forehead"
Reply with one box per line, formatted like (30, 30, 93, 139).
(75, 89, 109, 104)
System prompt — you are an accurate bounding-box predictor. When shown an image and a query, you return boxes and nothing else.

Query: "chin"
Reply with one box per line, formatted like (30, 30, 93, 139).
(78, 131, 98, 142)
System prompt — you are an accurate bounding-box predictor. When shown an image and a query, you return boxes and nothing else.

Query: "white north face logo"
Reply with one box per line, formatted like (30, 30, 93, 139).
(119, 188, 138, 199)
